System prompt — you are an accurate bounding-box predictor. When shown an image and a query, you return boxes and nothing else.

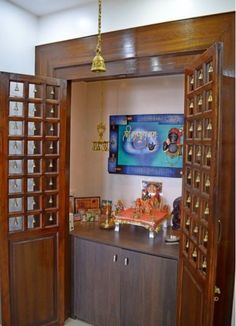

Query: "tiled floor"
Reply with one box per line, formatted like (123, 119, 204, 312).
(64, 318, 93, 326)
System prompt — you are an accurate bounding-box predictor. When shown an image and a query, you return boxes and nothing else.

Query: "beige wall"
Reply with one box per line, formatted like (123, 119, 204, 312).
(70, 75, 184, 209)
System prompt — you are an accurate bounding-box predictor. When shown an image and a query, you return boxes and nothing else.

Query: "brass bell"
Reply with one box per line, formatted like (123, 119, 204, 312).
(205, 178, 210, 187)
(185, 240, 189, 249)
(198, 97, 203, 106)
(207, 122, 212, 130)
(49, 214, 53, 221)
(192, 248, 197, 258)
(203, 232, 208, 243)
(187, 172, 192, 179)
(195, 200, 199, 208)
(197, 124, 202, 131)
(197, 148, 201, 157)
(189, 124, 193, 132)
(195, 174, 200, 183)
(208, 94, 213, 102)
(193, 226, 198, 234)
(187, 196, 191, 203)
(208, 65, 213, 73)
(198, 70, 203, 80)
(91, 52, 106, 72)
(186, 218, 190, 226)
(188, 148, 193, 156)
(189, 101, 194, 108)
(202, 258, 207, 270)
(190, 77, 194, 85)
(206, 149, 211, 158)
(204, 205, 210, 215)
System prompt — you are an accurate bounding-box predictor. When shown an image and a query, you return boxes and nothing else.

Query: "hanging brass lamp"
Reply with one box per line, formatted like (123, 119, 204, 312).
(92, 82, 109, 151)
(91, 0, 106, 72)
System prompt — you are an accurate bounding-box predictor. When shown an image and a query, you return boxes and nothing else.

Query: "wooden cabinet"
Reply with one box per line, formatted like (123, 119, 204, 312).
(71, 224, 178, 326)
(72, 238, 120, 326)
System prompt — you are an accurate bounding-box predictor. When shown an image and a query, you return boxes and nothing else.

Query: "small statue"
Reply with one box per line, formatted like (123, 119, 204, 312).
(171, 197, 182, 230)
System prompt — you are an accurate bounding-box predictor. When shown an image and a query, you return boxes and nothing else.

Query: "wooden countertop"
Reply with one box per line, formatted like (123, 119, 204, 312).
(71, 221, 179, 260)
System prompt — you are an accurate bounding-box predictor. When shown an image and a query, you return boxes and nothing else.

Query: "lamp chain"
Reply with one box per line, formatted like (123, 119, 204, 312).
(97, 0, 102, 53)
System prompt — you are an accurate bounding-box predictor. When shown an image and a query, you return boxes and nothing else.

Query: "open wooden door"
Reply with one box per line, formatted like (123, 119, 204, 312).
(0, 72, 69, 325)
(177, 43, 222, 326)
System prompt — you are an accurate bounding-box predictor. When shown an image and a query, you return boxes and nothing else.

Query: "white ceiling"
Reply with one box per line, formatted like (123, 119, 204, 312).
(7, 0, 97, 16)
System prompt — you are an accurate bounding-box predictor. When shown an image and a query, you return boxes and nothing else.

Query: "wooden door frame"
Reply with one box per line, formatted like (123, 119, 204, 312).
(35, 11, 235, 325)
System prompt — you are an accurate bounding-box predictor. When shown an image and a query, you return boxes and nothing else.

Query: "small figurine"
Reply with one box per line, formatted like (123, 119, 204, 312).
(171, 196, 182, 230)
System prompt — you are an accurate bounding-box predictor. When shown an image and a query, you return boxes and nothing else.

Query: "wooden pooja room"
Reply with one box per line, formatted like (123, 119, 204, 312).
(0, 1, 235, 325)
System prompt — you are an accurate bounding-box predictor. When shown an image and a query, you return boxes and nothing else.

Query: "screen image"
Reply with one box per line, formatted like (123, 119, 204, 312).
(108, 114, 184, 177)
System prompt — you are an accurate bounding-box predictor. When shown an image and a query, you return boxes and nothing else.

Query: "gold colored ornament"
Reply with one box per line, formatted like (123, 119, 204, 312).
(49, 178, 53, 186)
(208, 64, 213, 73)
(186, 218, 190, 226)
(50, 89, 55, 96)
(185, 240, 189, 249)
(188, 148, 193, 156)
(195, 174, 200, 183)
(195, 200, 199, 208)
(208, 93, 213, 102)
(190, 77, 194, 85)
(198, 97, 203, 106)
(198, 70, 203, 80)
(50, 124, 54, 132)
(189, 124, 193, 132)
(203, 232, 208, 243)
(189, 101, 194, 108)
(50, 106, 54, 114)
(197, 148, 201, 157)
(49, 160, 53, 168)
(205, 178, 210, 187)
(187, 172, 192, 179)
(49, 196, 53, 204)
(91, 0, 106, 72)
(197, 123, 202, 131)
(202, 258, 207, 270)
(206, 149, 211, 159)
(187, 196, 191, 203)
(192, 248, 197, 258)
(49, 142, 54, 150)
(204, 205, 210, 215)
(207, 122, 212, 130)
(49, 214, 53, 222)
(193, 226, 198, 234)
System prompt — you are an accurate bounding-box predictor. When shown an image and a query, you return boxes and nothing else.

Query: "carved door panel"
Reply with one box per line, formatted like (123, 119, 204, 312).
(177, 43, 222, 326)
(0, 72, 69, 325)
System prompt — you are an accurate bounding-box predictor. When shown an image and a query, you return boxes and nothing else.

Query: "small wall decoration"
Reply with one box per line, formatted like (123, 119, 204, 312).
(108, 114, 184, 177)
(74, 196, 100, 212)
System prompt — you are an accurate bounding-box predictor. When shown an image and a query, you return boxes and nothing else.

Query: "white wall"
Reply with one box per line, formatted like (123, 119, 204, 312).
(0, 0, 38, 74)
(70, 75, 184, 209)
(37, 0, 235, 45)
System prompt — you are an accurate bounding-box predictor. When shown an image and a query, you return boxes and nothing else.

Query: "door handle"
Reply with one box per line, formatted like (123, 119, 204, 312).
(113, 254, 118, 262)
(124, 257, 129, 266)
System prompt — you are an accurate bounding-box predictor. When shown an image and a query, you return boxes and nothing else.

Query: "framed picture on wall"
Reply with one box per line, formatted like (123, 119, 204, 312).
(108, 114, 184, 177)
(74, 196, 100, 213)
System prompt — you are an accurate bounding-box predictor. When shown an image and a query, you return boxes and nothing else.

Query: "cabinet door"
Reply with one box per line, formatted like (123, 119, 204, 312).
(177, 43, 222, 326)
(72, 237, 120, 326)
(120, 249, 177, 326)
(0, 72, 69, 325)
